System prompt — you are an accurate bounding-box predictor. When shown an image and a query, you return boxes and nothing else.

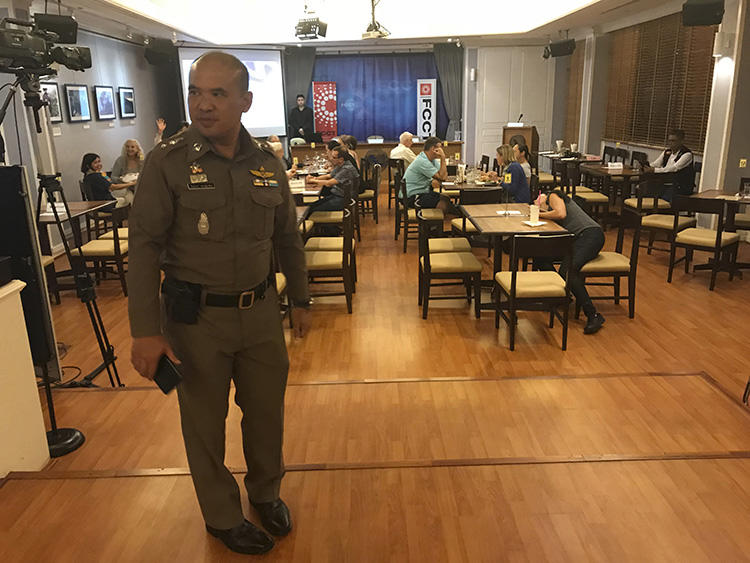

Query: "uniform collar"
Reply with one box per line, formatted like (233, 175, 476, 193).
(183, 125, 258, 164)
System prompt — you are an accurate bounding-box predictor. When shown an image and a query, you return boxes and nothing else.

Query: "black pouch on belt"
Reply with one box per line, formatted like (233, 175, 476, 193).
(161, 277, 202, 324)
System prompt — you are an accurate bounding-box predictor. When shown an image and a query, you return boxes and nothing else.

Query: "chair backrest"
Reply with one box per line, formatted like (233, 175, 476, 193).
(342, 198, 355, 256)
(370, 164, 381, 195)
(614, 148, 629, 163)
(417, 210, 444, 268)
(509, 234, 574, 291)
(388, 158, 405, 187)
(460, 187, 502, 205)
(398, 176, 409, 209)
(480, 154, 490, 172)
(631, 151, 648, 167)
(492, 158, 500, 173)
(616, 204, 643, 273)
(738, 176, 749, 194)
(672, 194, 725, 217)
(289, 137, 306, 146)
(360, 157, 371, 184)
(79, 179, 92, 201)
(529, 173, 540, 201)
(602, 145, 616, 163)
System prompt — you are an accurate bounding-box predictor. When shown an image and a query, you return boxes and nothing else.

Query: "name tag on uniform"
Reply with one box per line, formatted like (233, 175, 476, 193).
(188, 180, 215, 190)
(504, 173, 512, 183)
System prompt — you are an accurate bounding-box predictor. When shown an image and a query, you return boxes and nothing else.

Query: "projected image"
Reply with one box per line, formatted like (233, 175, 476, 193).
(179, 48, 286, 138)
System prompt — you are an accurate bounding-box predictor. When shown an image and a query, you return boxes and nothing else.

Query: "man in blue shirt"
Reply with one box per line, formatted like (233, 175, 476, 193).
(307, 146, 359, 211)
(403, 136, 450, 211)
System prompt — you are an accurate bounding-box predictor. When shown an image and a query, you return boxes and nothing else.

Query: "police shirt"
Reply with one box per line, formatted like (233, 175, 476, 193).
(127, 126, 309, 338)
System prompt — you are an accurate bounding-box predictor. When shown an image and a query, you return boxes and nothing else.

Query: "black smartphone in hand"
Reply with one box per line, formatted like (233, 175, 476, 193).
(154, 355, 182, 394)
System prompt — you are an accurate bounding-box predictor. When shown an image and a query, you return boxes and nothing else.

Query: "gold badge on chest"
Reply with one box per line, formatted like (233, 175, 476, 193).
(249, 166, 279, 188)
(198, 212, 210, 235)
(189, 162, 208, 185)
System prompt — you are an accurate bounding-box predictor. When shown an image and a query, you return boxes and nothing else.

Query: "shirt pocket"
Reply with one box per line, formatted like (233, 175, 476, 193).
(247, 188, 283, 240)
(176, 191, 227, 242)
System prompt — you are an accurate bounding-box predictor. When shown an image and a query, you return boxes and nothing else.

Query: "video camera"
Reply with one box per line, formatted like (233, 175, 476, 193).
(0, 13, 91, 75)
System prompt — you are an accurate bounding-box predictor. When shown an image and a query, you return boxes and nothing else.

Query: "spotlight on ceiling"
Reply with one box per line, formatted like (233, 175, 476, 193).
(295, 17, 327, 40)
(542, 38, 575, 59)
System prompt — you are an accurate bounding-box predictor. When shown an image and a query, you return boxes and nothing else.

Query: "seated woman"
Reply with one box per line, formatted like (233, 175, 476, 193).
(513, 143, 532, 180)
(81, 153, 135, 207)
(338, 135, 360, 170)
(111, 139, 144, 202)
(482, 144, 530, 203)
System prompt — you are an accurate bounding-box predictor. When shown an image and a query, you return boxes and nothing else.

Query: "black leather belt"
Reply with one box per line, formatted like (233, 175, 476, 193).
(204, 276, 272, 310)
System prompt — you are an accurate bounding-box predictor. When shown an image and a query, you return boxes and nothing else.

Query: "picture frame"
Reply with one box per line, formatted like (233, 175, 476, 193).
(93, 85, 116, 120)
(40, 82, 62, 123)
(118, 87, 136, 118)
(63, 84, 91, 122)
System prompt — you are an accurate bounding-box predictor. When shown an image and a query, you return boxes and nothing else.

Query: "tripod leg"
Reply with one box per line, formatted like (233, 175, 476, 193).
(40, 362, 86, 457)
(90, 299, 123, 387)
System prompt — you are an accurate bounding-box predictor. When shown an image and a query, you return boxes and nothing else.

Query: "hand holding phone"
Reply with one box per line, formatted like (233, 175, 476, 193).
(154, 355, 183, 394)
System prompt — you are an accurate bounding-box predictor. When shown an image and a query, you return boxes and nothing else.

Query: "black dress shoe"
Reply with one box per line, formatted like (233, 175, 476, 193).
(251, 498, 293, 536)
(584, 313, 605, 335)
(205, 519, 274, 555)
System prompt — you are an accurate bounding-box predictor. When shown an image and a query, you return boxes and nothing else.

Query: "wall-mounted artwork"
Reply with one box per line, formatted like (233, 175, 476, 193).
(93, 85, 116, 120)
(40, 82, 62, 123)
(64, 84, 91, 122)
(118, 87, 136, 118)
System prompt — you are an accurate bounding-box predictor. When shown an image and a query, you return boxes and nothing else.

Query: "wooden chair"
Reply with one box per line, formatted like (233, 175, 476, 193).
(305, 198, 356, 313)
(578, 208, 642, 319)
(494, 234, 574, 351)
(480, 154, 490, 172)
(529, 173, 540, 202)
(730, 176, 750, 231)
(358, 163, 380, 224)
(668, 196, 740, 290)
(79, 180, 113, 240)
(567, 163, 609, 222)
(309, 178, 360, 241)
(69, 205, 129, 296)
(417, 212, 482, 320)
(396, 178, 444, 253)
(450, 187, 502, 246)
(387, 158, 405, 210)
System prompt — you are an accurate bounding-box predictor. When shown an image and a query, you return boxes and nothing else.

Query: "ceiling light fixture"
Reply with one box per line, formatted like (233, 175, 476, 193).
(295, 2, 327, 40)
(362, 0, 389, 39)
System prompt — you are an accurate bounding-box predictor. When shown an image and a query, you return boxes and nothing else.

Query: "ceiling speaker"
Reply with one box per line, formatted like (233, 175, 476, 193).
(682, 0, 725, 26)
(543, 39, 576, 59)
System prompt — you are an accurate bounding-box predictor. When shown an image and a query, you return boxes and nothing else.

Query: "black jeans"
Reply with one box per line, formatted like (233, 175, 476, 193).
(536, 227, 604, 318)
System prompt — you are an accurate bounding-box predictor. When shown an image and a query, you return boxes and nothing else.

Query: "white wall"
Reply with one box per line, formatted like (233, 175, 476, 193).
(471, 46, 555, 166)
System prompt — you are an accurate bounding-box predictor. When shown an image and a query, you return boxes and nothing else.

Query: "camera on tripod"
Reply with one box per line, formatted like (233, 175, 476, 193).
(0, 13, 91, 74)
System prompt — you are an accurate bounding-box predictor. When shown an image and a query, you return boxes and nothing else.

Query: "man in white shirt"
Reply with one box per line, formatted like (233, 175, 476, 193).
(390, 131, 417, 167)
(644, 129, 695, 198)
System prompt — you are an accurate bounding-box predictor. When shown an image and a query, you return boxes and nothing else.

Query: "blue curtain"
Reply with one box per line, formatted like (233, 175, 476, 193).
(310, 53, 449, 141)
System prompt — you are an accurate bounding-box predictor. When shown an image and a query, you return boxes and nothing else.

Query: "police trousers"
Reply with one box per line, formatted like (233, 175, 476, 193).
(163, 286, 288, 529)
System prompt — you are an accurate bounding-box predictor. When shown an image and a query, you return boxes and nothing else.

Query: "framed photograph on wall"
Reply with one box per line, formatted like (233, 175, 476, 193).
(40, 82, 62, 123)
(118, 87, 136, 118)
(64, 84, 91, 122)
(93, 85, 116, 120)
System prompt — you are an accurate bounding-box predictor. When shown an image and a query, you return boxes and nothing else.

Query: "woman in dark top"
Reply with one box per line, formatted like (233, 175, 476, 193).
(537, 189, 606, 334)
(81, 153, 135, 207)
(483, 144, 530, 203)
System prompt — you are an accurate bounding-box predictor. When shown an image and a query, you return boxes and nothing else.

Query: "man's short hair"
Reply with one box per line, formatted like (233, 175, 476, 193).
(327, 140, 340, 151)
(669, 129, 685, 140)
(191, 51, 248, 92)
(296, 94, 305, 100)
(424, 136, 442, 152)
(331, 146, 347, 160)
(399, 131, 414, 144)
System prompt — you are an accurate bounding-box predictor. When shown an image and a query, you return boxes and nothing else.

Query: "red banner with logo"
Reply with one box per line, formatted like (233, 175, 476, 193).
(312, 81, 338, 142)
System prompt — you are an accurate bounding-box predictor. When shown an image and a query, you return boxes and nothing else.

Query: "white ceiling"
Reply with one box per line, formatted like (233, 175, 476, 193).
(39, 0, 681, 48)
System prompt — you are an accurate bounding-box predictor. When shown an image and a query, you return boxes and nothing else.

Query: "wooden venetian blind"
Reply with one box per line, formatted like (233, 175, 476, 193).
(603, 12, 715, 151)
(563, 41, 585, 146)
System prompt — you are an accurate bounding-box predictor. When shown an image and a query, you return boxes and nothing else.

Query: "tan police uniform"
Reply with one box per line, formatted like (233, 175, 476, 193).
(127, 125, 309, 530)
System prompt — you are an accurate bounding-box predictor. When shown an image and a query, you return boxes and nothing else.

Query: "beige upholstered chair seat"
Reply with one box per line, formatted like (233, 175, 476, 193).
(421, 252, 482, 274)
(70, 239, 128, 256)
(358, 189, 375, 199)
(495, 271, 566, 298)
(40, 255, 55, 268)
(428, 238, 472, 253)
(275, 272, 287, 294)
(305, 251, 343, 270)
(450, 218, 478, 232)
(623, 197, 671, 210)
(441, 190, 461, 197)
(408, 208, 444, 221)
(641, 214, 696, 231)
(98, 228, 129, 240)
(538, 172, 554, 184)
(304, 237, 356, 251)
(580, 251, 631, 274)
(675, 227, 739, 248)
(309, 210, 344, 224)
(572, 185, 593, 193)
(298, 220, 314, 234)
(734, 212, 750, 228)
(302, 196, 319, 204)
(575, 191, 609, 203)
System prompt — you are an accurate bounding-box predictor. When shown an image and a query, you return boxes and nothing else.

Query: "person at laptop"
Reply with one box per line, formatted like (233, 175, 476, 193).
(643, 129, 695, 199)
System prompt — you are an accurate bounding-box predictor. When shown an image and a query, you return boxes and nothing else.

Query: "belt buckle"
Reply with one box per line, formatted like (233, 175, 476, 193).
(238, 290, 255, 309)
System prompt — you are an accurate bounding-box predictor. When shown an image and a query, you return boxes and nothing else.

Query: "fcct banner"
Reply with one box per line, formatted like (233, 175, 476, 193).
(417, 79, 436, 138)
(312, 81, 338, 141)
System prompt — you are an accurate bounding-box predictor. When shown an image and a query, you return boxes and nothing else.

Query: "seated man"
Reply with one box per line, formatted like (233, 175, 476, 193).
(403, 136, 451, 212)
(536, 189, 606, 335)
(643, 128, 694, 200)
(268, 141, 296, 179)
(307, 146, 358, 212)
(390, 131, 417, 167)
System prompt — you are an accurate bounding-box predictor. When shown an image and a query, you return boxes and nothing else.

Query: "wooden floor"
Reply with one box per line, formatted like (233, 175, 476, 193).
(3, 195, 750, 561)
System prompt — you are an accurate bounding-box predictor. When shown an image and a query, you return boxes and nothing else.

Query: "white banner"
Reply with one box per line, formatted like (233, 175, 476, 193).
(417, 79, 436, 139)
